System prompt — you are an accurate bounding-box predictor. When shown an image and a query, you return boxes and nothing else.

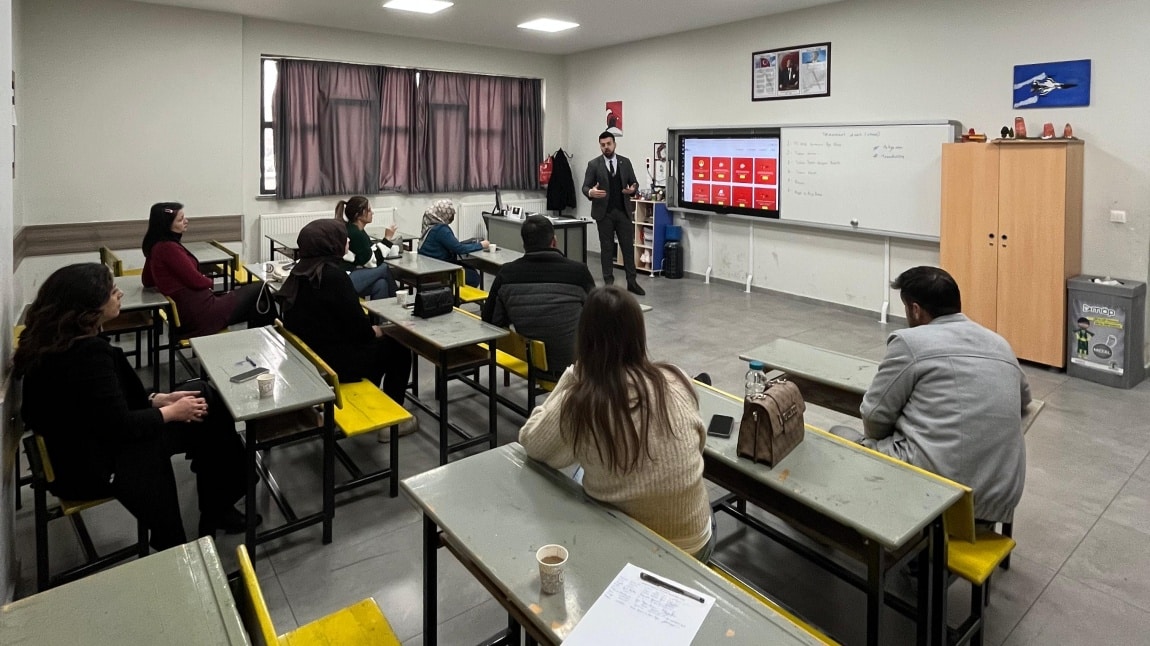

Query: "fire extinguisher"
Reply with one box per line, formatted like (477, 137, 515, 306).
(538, 156, 554, 187)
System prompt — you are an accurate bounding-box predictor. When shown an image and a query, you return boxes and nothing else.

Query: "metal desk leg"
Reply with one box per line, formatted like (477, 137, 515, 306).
(488, 344, 498, 450)
(866, 540, 886, 646)
(423, 514, 439, 646)
(930, 518, 947, 646)
(245, 427, 260, 555)
(322, 401, 335, 544)
(151, 307, 163, 392)
(916, 527, 933, 646)
(438, 351, 449, 465)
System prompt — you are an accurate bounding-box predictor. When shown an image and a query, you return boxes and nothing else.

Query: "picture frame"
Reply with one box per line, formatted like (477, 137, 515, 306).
(752, 42, 831, 101)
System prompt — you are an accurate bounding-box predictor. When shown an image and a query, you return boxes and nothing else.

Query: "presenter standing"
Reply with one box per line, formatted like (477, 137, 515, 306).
(582, 131, 645, 296)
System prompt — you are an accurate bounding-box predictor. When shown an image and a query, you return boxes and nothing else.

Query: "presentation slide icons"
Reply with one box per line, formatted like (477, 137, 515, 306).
(755, 158, 777, 184)
(712, 158, 732, 181)
(733, 158, 754, 183)
(733, 186, 753, 207)
(711, 184, 730, 205)
(755, 187, 777, 210)
(693, 157, 710, 181)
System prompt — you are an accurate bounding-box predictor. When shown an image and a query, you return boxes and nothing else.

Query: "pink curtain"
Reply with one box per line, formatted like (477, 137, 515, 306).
(276, 60, 540, 198)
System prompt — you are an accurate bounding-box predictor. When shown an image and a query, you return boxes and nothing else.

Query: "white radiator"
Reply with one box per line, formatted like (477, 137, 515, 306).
(459, 199, 547, 240)
(259, 208, 398, 260)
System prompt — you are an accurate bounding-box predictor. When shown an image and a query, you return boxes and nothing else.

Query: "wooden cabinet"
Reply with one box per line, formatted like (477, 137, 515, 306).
(940, 140, 1083, 368)
(615, 200, 670, 275)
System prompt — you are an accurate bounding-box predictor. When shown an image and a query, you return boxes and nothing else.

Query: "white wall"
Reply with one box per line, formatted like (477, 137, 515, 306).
(0, 0, 15, 605)
(19, 0, 243, 224)
(15, 0, 566, 288)
(566, 0, 1150, 358)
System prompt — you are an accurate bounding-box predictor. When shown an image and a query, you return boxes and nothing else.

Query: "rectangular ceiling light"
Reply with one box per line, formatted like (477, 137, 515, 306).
(383, 0, 453, 14)
(518, 18, 579, 33)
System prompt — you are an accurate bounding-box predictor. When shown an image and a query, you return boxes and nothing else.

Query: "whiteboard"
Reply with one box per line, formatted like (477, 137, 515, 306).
(780, 123, 955, 238)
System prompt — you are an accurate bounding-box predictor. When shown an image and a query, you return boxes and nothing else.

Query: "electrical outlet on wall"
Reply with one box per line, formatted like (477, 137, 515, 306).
(1109, 209, 1127, 223)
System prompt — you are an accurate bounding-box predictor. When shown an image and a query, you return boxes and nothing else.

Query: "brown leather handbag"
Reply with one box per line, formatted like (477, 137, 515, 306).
(737, 379, 806, 467)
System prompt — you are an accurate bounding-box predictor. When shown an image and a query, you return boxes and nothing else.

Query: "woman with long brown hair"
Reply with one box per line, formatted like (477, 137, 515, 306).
(336, 195, 399, 300)
(14, 263, 248, 550)
(518, 286, 714, 561)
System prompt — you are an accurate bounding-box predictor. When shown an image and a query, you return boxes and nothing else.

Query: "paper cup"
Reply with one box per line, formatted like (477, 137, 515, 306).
(396, 292, 409, 307)
(256, 373, 275, 399)
(536, 544, 568, 594)
(487, 243, 497, 253)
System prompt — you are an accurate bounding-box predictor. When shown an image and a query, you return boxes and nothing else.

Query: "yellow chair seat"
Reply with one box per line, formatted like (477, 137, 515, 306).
(334, 380, 413, 438)
(948, 530, 1016, 586)
(710, 564, 837, 645)
(479, 345, 556, 392)
(457, 284, 488, 304)
(280, 598, 400, 646)
(58, 497, 116, 517)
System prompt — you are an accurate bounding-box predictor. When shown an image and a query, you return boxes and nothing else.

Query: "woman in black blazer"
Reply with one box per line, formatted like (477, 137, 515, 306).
(280, 219, 416, 441)
(15, 263, 248, 550)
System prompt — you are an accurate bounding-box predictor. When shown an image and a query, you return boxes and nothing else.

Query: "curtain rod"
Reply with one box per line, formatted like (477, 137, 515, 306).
(261, 54, 541, 82)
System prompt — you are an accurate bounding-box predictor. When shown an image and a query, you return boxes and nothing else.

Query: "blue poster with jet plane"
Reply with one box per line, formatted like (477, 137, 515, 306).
(1013, 59, 1091, 109)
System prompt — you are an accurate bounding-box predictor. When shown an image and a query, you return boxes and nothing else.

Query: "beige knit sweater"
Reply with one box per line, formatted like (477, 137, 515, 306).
(519, 365, 712, 554)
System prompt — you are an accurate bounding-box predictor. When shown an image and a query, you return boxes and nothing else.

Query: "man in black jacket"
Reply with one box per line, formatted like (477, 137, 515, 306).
(482, 215, 596, 381)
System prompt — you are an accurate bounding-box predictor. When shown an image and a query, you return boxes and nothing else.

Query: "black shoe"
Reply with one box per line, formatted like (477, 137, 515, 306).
(199, 507, 261, 537)
(694, 372, 712, 386)
(604, 276, 615, 286)
(627, 281, 646, 296)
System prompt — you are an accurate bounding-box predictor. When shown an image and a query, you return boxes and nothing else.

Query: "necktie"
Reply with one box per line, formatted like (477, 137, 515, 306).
(609, 159, 615, 176)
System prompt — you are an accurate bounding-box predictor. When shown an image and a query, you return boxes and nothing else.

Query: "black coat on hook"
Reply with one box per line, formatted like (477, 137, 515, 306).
(546, 148, 577, 213)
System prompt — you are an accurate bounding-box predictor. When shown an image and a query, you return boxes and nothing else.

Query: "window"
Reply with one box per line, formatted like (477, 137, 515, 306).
(260, 58, 278, 195)
(264, 56, 541, 200)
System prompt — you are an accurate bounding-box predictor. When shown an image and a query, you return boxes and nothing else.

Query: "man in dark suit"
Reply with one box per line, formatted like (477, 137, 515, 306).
(581, 131, 645, 295)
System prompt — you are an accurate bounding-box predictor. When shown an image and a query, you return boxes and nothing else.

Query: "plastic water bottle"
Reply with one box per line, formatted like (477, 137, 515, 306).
(745, 360, 768, 399)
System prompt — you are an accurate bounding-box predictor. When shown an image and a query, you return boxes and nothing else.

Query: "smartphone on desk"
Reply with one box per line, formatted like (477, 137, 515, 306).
(707, 414, 734, 438)
(230, 367, 268, 383)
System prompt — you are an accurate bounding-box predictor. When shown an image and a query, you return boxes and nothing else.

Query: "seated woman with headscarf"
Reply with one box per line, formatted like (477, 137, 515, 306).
(141, 202, 274, 337)
(280, 219, 417, 440)
(417, 199, 488, 287)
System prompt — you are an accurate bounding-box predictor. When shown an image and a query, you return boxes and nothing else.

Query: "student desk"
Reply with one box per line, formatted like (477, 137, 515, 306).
(265, 231, 300, 261)
(114, 275, 170, 392)
(482, 212, 591, 264)
(696, 383, 963, 646)
(190, 326, 337, 552)
(462, 247, 524, 276)
(363, 301, 507, 465)
(739, 339, 879, 417)
(384, 253, 460, 292)
(184, 241, 236, 292)
(0, 537, 249, 645)
(402, 443, 830, 646)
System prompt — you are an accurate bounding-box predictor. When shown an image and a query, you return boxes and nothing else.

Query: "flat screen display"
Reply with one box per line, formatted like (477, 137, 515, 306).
(677, 134, 781, 218)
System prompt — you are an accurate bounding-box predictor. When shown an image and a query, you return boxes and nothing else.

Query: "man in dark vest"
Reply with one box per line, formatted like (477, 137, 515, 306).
(581, 131, 645, 295)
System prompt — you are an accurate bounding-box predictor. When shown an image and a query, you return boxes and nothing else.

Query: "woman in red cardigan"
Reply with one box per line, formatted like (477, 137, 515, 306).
(141, 202, 272, 337)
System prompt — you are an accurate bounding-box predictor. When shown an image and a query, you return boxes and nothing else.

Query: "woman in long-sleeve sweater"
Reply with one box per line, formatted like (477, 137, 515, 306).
(141, 202, 272, 338)
(417, 199, 488, 287)
(518, 285, 714, 561)
(16, 264, 248, 549)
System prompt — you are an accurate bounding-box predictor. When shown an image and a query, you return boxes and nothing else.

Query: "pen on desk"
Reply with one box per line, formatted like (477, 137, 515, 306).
(245, 356, 257, 367)
(639, 572, 705, 603)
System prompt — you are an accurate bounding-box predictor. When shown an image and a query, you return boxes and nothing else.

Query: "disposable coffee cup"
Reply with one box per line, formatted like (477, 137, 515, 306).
(396, 292, 409, 307)
(256, 373, 275, 399)
(536, 544, 568, 594)
(487, 243, 497, 253)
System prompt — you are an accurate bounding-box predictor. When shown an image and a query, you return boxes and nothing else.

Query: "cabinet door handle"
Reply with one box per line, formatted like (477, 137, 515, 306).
(988, 232, 996, 246)
(1000, 233, 1008, 248)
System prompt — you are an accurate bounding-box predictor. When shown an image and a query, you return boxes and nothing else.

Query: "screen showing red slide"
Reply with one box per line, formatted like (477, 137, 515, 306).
(679, 136, 780, 218)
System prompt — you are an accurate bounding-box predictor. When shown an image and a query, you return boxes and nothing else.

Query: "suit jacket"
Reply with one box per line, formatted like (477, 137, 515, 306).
(582, 154, 638, 220)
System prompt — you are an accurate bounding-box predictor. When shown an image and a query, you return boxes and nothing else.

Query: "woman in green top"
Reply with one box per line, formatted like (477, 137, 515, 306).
(337, 196, 399, 300)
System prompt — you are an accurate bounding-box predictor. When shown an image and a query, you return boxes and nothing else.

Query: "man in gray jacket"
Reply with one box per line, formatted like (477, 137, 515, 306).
(849, 266, 1030, 523)
(482, 215, 596, 381)
(582, 131, 645, 295)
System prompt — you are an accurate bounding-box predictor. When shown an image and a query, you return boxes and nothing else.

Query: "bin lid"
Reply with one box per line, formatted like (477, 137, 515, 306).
(1067, 275, 1146, 298)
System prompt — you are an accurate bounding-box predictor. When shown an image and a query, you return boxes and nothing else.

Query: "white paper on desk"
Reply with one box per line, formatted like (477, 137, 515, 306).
(563, 563, 714, 646)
